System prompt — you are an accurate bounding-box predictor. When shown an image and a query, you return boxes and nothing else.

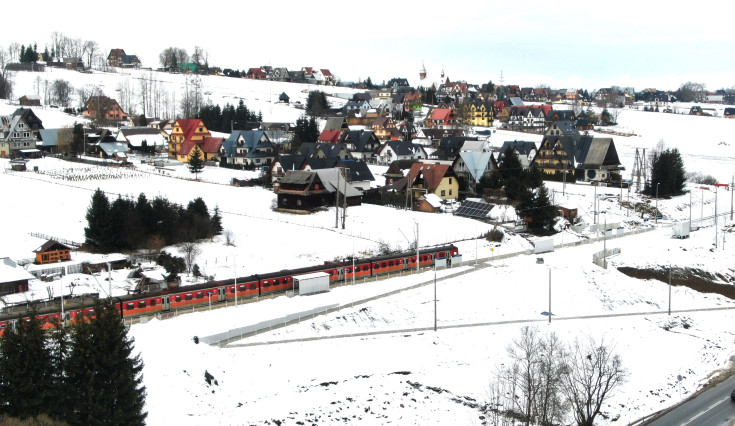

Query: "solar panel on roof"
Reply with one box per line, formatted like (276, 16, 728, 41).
(454, 201, 494, 219)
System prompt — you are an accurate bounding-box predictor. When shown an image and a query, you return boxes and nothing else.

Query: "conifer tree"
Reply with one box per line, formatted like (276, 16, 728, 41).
(210, 206, 223, 237)
(84, 188, 111, 251)
(188, 145, 205, 179)
(0, 310, 53, 419)
(67, 301, 147, 426)
(646, 148, 686, 197)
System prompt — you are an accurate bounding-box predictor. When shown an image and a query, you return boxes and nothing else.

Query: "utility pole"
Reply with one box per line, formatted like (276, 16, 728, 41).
(548, 268, 551, 324)
(668, 264, 672, 315)
(342, 167, 347, 229)
(593, 183, 598, 225)
(731, 174, 734, 221)
(335, 170, 340, 228)
(415, 220, 420, 274)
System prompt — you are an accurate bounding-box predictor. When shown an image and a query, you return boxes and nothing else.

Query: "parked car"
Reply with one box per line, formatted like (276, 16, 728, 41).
(730, 388, 735, 402)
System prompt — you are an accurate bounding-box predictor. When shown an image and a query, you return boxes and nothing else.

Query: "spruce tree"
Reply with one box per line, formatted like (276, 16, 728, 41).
(188, 145, 205, 179)
(85, 188, 111, 251)
(46, 319, 71, 422)
(210, 206, 223, 237)
(0, 310, 53, 419)
(646, 148, 686, 197)
(67, 301, 147, 426)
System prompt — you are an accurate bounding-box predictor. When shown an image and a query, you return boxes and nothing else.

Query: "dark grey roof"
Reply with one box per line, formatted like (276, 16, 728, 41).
(275, 154, 307, 171)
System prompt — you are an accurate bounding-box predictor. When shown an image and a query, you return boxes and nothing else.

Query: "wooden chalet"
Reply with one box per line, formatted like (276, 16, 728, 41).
(34, 240, 72, 264)
(276, 169, 362, 211)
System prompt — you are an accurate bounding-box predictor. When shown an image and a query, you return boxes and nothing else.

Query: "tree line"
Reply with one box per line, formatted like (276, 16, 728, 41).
(84, 189, 223, 253)
(486, 326, 626, 426)
(0, 301, 146, 425)
(198, 99, 261, 133)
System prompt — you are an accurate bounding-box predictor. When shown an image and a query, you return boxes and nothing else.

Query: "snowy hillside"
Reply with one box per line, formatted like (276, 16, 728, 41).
(1, 68, 735, 425)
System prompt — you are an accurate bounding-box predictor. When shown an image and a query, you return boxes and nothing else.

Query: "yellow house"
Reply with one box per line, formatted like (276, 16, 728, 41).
(169, 119, 210, 160)
(463, 99, 494, 127)
(408, 162, 459, 201)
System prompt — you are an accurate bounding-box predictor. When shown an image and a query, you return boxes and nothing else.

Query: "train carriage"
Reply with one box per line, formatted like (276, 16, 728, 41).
(0, 244, 459, 332)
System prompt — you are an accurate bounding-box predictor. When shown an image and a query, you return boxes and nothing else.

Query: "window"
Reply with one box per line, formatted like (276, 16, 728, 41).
(185, 294, 192, 301)
(126, 303, 134, 310)
(137, 301, 146, 308)
(449, 189, 453, 195)
(150, 299, 156, 306)
(449, 178, 452, 184)
(441, 190, 446, 197)
(196, 292, 204, 299)
(249, 283, 256, 290)
(176, 296, 181, 302)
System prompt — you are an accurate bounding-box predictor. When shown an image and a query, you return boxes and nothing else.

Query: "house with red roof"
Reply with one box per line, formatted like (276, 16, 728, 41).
(246, 68, 268, 80)
(317, 129, 343, 143)
(169, 119, 220, 162)
(407, 162, 459, 201)
(424, 108, 458, 129)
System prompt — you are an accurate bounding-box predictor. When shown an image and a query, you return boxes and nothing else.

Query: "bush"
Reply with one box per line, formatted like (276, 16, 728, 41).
(484, 226, 504, 243)
(687, 172, 718, 185)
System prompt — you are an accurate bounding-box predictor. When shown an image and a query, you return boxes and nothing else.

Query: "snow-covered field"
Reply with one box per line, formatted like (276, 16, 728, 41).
(2, 68, 735, 424)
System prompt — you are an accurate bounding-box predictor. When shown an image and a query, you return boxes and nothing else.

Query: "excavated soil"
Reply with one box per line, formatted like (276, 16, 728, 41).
(617, 266, 735, 299)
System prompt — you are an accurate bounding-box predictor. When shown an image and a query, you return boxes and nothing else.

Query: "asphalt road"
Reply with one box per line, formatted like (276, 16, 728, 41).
(648, 373, 735, 426)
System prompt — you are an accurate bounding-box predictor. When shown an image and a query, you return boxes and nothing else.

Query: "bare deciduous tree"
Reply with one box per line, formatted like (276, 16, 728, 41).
(223, 229, 236, 247)
(83, 40, 99, 69)
(560, 337, 627, 426)
(536, 332, 567, 426)
(180, 241, 201, 274)
(503, 326, 544, 425)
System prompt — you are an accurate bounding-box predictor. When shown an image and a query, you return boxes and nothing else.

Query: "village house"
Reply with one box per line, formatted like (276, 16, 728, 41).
(220, 130, 275, 167)
(276, 169, 362, 211)
(84, 96, 129, 122)
(376, 140, 428, 164)
(407, 162, 459, 201)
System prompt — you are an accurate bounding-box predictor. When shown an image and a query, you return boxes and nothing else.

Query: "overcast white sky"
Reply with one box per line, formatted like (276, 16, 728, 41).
(3, 1, 733, 92)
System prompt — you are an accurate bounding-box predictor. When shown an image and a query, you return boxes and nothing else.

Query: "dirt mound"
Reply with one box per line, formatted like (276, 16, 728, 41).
(617, 266, 735, 299)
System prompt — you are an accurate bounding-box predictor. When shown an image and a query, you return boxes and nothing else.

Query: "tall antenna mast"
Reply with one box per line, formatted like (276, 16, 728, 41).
(631, 147, 647, 193)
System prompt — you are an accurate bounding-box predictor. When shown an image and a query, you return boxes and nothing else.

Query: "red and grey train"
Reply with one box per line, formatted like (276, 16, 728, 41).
(0, 244, 459, 333)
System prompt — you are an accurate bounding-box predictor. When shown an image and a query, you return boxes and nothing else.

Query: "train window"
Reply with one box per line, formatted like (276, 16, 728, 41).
(126, 303, 134, 310)
(249, 284, 256, 290)
(263, 281, 270, 287)
(196, 292, 204, 299)
(86, 309, 94, 317)
(185, 294, 192, 301)
(150, 299, 157, 306)
(137, 301, 146, 308)
(374, 263, 379, 269)
(274, 279, 280, 285)
(381, 262, 387, 268)
(389, 261, 394, 266)
(176, 295, 181, 302)
(239, 285, 246, 291)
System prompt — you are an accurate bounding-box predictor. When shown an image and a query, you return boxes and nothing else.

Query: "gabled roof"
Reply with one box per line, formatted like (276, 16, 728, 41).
(381, 139, 422, 157)
(201, 137, 224, 154)
(317, 142, 348, 158)
(318, 129, 343, 143)
(546, 120, 579, 136)
(33, 240, 72, 253)
(340, 130, 380, 152)
(340, 160, 375, 183)
(324, 117, 348, 131)
(38, 128, 63, 147)
(119, 126, 167, 147)
(408, 162, 453, 192)
(499, 141, 537, 157)
(429, 108, 453, 121)
(314, 169, 362, 197)
(575, 137, 621, 168)
(458, 151, 495, 181)
(274, 154, 307, 172)
(173, 119, 209, 141)
(546, 110, 576, 121)
(98, 142, 129, 157)
(0, 257, 35, 283)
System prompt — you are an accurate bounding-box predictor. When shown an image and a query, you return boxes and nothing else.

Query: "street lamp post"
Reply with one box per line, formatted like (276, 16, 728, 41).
(234, 257, 238, 306)
(548, 267, 551, 324)
(655, 183, 660, 224)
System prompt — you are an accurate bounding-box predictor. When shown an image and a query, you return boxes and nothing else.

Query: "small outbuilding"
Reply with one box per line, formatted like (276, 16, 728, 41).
(34, 240, 72, 264)
(0, 257, 34, 295)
